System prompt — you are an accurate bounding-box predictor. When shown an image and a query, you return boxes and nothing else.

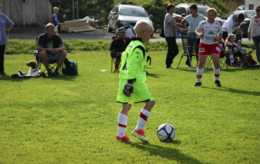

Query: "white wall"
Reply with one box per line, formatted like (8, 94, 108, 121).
(0, 0, 51, 26)
(245, 0, 259, 10)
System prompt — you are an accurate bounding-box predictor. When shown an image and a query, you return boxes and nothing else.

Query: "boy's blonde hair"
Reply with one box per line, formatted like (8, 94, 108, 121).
(45, 23, 55, 30)
(133, 20, 154, 35)
(53, 7, 59, 11)
(206, 8, 217, 16)
(225, 34, 236, 45)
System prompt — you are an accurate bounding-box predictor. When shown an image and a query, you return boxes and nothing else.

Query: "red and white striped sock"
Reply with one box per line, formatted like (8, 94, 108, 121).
(214, 68, 220, 81)
(196, 68, 204, 82)
(117, 113, 128, 137)
(136, 108, 151, 130)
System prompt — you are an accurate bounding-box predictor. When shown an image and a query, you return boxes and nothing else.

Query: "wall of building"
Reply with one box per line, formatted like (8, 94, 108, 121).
(245, 0, 259, 10)
(0, 0, 52, 26)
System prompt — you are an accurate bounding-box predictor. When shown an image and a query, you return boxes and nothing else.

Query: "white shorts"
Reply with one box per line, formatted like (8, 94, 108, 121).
(54, 26, 58, 32)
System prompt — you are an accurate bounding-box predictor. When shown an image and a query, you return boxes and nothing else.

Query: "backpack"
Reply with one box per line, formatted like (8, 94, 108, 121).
(62, 58, 78, 75)
(159, 25, 165, 38)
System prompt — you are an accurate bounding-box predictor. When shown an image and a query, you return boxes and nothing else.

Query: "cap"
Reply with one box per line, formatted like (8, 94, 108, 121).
(117, 27, 126, 33)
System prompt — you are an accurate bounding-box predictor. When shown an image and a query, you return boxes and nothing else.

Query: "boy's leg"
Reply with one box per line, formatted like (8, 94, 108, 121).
(194, 55, 207, 86)
(117, 104, 131, 140)
(132, 100, 155, 142)
(211, 54, 221, 87)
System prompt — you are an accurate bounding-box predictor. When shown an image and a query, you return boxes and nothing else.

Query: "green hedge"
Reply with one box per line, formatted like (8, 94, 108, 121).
(6, 39, 254, 54)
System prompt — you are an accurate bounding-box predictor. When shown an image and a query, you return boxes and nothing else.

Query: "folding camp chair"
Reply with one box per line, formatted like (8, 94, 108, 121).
(177, 31, 197, 70)
(33, 37, 63, 75)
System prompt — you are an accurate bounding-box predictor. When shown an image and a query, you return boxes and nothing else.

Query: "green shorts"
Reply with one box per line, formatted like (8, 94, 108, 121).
(117, 79, 154, 104)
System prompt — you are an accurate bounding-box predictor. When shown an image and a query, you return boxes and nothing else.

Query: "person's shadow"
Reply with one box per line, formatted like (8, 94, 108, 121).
(122, 141, 204, 164)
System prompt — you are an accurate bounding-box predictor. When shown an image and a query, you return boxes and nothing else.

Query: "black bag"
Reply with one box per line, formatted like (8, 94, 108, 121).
(159, 26, 165, 38)
(62, 58, 78, 75)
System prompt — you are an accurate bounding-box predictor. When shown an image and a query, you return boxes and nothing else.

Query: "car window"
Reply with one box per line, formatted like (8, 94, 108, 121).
(112, 6, 118, 13)
(119, 7, 148, 17)
(245, 11, 256, 18)
(180, 7, 186, 15)
(174, 7, 181, 15)
(197, 8, 208, 16)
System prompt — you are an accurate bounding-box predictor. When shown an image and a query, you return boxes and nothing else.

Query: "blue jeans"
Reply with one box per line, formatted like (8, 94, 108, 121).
(165, 37, 179, 68)
(252, 35, 260, 62)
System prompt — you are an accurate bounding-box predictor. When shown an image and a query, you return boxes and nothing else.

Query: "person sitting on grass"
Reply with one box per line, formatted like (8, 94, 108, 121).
(194, 8, 223, 87)
(109, 27, 131, 72)
(37, 23, 67, 77)
(116, 20, 155, 142)
(218, 38, 236, 67)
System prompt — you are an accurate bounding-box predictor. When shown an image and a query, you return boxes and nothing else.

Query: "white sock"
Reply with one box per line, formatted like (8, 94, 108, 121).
(136, 108, 151, 130)
(196, 68, 204, 82)
(117, 113, 128, 137)
(229, 55, 234, 64)
(214, 68, 220, 81)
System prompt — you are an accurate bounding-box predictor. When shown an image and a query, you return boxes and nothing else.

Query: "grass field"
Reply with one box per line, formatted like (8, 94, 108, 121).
(0, 50, 260, 163)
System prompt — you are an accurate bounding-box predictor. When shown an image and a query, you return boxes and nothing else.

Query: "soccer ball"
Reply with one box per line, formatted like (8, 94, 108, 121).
(157, 123, 176, 141)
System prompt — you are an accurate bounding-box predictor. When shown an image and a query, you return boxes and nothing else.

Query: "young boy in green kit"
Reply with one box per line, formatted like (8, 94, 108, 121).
(116, 20, 155, 142)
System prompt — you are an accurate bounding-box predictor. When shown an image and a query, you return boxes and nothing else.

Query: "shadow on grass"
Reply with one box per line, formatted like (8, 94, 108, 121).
(147, 73, 162, 78)
(0, 75, 78, 81)
(123, 141, 204, 164)
(202, 86, 260, 96)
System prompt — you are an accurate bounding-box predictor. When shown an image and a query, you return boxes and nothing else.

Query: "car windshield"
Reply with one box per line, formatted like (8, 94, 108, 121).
(245, 11, 256, 18)
(119, 7, 148, 17)
(188, 7, 208, 16)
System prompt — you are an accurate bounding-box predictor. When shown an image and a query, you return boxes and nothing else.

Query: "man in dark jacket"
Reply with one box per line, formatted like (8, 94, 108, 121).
(110, 27, 131, 72)
(37, 23, 67, 76)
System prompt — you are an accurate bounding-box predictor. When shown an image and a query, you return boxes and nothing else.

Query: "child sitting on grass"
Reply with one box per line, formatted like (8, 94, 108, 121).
(116, 20, 155, 142)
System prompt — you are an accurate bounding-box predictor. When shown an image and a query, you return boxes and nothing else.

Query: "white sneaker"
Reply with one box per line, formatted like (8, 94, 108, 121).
(167, 66, 175, 69)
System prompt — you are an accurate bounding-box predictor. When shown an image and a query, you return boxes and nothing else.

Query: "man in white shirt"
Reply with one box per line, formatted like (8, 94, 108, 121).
(222, 13, 245, 41)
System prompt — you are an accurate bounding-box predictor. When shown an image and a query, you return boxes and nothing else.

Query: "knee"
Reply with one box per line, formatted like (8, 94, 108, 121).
(40, 51, 47, 57)
(149, 100, 155, 107)
(61, 50, 67, 57)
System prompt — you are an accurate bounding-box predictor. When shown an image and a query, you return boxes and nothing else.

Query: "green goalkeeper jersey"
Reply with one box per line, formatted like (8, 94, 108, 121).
(119, 38, 147, 85)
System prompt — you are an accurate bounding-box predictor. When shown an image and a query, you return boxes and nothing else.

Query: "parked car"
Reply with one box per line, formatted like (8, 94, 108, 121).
(173, 3, 225, 28)
(107, 3, 153, 34)
(229, 10, 256, 37)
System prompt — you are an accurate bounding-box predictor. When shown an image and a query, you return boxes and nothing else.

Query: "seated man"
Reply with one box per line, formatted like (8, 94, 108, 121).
(110, 27, 131, 72)
(37, 23, 67, 77)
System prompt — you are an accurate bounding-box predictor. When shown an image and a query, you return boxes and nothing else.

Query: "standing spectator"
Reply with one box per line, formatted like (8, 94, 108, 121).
(0, 3, 14, 75)
(248, 5, 260, 65)
(194, 8, 223, 87)
(110, 27, 131, 72)
(222, 13, 245, 41)
(181, 4, 205, 67)
(52, 7, 59, 34)
(164, 3, 184, 69)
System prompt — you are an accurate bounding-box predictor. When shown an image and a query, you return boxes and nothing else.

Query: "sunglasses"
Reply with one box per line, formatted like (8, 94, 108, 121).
(256, 9, 260, 11)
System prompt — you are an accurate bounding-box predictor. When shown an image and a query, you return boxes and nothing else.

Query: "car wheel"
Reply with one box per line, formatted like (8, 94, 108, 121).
(115, 24, 118, 34)
(107, 24, 112, 32)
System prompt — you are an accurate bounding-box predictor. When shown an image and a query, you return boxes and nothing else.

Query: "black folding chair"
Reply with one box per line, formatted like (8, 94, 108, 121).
(177, 31, 197, 70)
(33, 37, 63, 75)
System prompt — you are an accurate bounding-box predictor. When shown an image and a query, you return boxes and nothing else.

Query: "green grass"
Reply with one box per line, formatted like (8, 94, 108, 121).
(0, 50, 260, 163)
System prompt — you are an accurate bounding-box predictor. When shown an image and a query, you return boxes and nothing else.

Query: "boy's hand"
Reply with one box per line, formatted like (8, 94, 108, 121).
(123, 83, 133, 97)
(123, 79, 136, 97)
(199, 33, 204, 39)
